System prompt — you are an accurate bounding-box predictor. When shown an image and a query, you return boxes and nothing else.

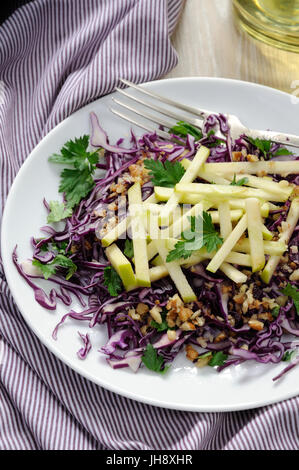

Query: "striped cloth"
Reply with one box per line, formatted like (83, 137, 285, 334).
(0, 0, 298, 451)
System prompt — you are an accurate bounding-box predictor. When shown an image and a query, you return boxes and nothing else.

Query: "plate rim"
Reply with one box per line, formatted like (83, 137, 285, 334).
(1, 75, 298, 412)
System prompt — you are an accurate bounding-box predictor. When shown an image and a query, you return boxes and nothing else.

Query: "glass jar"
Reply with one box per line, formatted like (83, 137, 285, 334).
(233, 0, 299, 52)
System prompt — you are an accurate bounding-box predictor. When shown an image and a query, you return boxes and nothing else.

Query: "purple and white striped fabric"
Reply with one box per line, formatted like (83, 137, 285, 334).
(0, 0, 298, 451)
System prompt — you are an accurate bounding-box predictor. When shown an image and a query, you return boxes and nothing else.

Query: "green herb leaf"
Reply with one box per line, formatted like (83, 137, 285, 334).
(32, 259, 57, 279)
(49, 136, 98, 170)
(272, 148, 294, 157)
(143, 159, 185, 188)
(103, 266, 123, 297)
(280, 283, 299, 315)
(49, 135, 99, 209)
(165, 241, 193, 263)
(141, 344, 169, 374)
(271, 306, 280, 318)
(247, 137, 272, 158)
(247, 136, 293, 160)
(206, 130, 224, 147)
(47, 201, 73, 223)
(58, 167, 95, 209)
(150, 319, 169, 332)
(169, 121, 203, 141)
(166, 211, 223, 262)
(51, 241, 69, 254)
(282, 350, 296, 362)
(150, 310, 172, 332)
(230, 174, 249, 186)
(32, 254, 77, 280)
(124, 239, 134, 259)
(208, 351, 228, 367)
(39, 242, 50, 252)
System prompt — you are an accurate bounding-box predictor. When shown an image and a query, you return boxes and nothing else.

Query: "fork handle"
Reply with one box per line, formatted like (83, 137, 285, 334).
(247, 129, 299, 149)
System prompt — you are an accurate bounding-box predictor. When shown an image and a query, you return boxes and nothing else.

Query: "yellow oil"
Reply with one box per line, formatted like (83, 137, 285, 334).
(233, 0, 299, 52)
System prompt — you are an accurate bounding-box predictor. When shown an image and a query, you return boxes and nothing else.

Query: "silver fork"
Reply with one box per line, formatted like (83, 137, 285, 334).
(110, 78, 299, 148)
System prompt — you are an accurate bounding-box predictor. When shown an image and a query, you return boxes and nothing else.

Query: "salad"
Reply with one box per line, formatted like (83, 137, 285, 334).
(14, 110, 299, 380)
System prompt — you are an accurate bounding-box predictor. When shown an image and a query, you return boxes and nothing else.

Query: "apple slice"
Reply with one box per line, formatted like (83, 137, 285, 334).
(218, 201, 232, 239)
(209, 209, 243, 225)
(100, 217, 130, 248)
(246, 198, 265, 272)
(175, 183, 289, 203)
(261, 198, 299, 284)
(100, 193, 157, 247)
(154, 187, 270, 216)
(149, 265, 168, 283)
(229, 199, 270, 217)
(146, 201, 212, 261)
(202, 161, 299, 176)
(181, 158, 230, 185)
(234, 238, 287, 256)
(154, 238, 197, 303)
(149, 253, 248, 284)
(206, 215, 248, 273)
(128, 182, 151, 287)
(262, 224, 273, 241)
(154, 186, 202, 205)
(159, 145, 210, 225)
(218, 262, 247, 284)
(105, 244, 137, 291)
(227, 173, 293, 199)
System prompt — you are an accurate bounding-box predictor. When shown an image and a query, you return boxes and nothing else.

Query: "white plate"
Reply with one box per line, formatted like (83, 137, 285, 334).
(2, 77, 299, 412)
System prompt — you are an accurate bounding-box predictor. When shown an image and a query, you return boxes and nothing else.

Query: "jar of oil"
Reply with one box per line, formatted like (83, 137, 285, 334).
(233, 0, 299, 52)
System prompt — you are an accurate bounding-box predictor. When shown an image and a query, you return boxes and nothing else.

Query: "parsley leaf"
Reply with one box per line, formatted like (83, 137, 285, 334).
(103, 266, 123, 297)
(49, 135, 98, 169)
(49, 135, 99, 209)
(47, 201, 73, 223)
(124, 239, 134, 259)
(272, 148, 294, 157)
(150, 319, 169, 332)
(280, 283, 299, 315)
(32, 259, 57, 279)
(282, 350, 296, 362)
(166, 240, 193, 263)
(32, 254, 77, 280)
(51, 241, 69, 254)
(166, 211, 223, 262)
(230, 174, 249, 186)
(39, 240, 70, 255)
(247, 136, 293, 160)
(58, 167, 95, 209)
(247, 137, 272, 158)
(39, 242, 50, 252)
(206, 130, 224, 147)
(169, 121, 203, 141)
(208, 351, 228, 367)
(143, 159, 185, 188)
(141, 344, 169, 374)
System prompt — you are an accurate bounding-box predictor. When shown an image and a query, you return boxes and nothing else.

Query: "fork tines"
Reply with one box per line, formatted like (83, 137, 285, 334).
(109, 78, 204, 137)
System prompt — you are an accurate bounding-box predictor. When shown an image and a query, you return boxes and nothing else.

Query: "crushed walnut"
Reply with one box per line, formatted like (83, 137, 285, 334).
(128, 159, 150, 185)
(149, 305, 163, 324)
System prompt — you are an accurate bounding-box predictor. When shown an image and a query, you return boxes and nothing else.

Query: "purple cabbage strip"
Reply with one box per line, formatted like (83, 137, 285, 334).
(77, 332, 92, 360)
(90, 112, 139, 154)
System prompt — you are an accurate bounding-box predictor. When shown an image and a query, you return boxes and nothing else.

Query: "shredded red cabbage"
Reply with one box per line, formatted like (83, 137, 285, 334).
(13, 111, 299, 380)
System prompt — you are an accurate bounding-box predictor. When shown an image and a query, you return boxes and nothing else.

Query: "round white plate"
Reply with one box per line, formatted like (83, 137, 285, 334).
(2, 77, 299, 412)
